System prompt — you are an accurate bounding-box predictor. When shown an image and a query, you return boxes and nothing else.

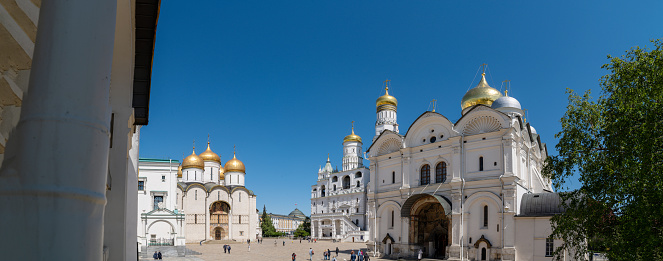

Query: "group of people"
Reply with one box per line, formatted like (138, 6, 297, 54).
(152, 251, 162, 260)
(222, 244, 232, 254)
(349, 249, 369, 261)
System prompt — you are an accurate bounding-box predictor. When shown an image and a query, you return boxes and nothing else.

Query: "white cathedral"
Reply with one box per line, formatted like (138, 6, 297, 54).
(136, 143, 258, 250)
(314, 73, 570, 261)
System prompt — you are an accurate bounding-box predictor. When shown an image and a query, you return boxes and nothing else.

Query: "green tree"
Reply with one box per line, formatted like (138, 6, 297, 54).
(260, 205, 278, 237)
(293, 217, 311, 238)
(543, 39, 663, 261)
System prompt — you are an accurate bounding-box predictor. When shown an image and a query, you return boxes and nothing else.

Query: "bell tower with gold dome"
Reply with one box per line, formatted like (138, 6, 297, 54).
(342, 121, 363, 171)
(374, 80, 399, 141)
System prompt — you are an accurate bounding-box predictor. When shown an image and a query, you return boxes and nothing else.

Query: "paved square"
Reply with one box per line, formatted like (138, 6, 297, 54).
(144, 239, 392, 261)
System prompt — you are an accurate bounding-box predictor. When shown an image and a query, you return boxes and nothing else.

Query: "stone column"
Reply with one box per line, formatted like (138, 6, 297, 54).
(205, 196, 211, 240)
(0, 0, 117, 260)
(448, 192, 463, 260)
(401, 153, 411, 188)
(332, 219, 337, 238)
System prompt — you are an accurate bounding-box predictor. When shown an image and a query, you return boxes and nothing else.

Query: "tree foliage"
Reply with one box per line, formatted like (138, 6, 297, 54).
(293, 217, 311, 238)
(543, 39, 663, 260)
(260, 205, 282, 237)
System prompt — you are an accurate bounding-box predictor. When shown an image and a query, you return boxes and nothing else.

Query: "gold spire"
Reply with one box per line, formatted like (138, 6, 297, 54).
(460, 67, 503, 111)
(224, 147, 245, 173)
(199, 141, 221, 163)
(182, 146, 204, 170)
(343, 121, 362, 143)
(376, 79, 398, 110)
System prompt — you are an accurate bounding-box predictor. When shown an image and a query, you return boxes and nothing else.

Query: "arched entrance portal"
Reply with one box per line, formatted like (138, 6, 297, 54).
(210, 201, 230, 240)
(409, 195, 449, 259)
(214, 227, 226, 240)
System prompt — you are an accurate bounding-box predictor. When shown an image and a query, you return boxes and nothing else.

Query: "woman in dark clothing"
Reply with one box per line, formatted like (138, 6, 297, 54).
(157, 251, 162, 260)
(350, 250, 357, 261)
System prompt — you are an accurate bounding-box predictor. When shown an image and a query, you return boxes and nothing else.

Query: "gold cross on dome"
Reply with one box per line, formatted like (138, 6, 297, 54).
(383, 79, 391, 90)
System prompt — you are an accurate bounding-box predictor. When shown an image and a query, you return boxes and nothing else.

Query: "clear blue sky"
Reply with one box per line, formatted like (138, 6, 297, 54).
(141, 1, 662, 216)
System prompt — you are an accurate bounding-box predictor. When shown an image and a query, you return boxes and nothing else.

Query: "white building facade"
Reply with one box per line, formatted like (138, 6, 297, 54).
(137, 143, 259, 248)
(362, 76, 567, 260)
(310, 126, 371, 242)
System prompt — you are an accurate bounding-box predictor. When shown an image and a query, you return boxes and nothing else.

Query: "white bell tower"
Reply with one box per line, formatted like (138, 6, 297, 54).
(342, 121, 363, 171)
(374, 79, 399, 141)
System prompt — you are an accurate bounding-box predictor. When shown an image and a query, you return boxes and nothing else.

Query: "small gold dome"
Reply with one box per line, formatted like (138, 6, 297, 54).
(376, 86, 398, 109)
(182, 148, 205, 170)
(224, 152, 245, 173)
(461, 73, 503, 111)
(177, 164, 183, 178)
(343, 125, 362, 143)
(199, 142, 221, 163)
(219, 166, 225, 180)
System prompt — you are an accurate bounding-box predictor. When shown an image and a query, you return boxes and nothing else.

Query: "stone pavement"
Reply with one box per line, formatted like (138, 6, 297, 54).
(140, 239, 399, 261)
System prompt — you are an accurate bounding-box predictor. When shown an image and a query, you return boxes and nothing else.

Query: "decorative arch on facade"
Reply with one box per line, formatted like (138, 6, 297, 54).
(400, 194, 451, 217)
(231, 186, 253, 195)
(464, 191, 502, 214)
(455, 107, 509, 136)
(207, 185, 230, 194)
(377, 200, 402, 217)
(342, 175, 351, 189)
(403, 111, 455, 146)
(473, 235, 492, 248)
(184, 183, 207, 193)
(147, 220, 175, 234)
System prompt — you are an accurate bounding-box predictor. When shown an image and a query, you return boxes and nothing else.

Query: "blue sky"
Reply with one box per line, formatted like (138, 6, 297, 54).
(141, 1, 662, 216)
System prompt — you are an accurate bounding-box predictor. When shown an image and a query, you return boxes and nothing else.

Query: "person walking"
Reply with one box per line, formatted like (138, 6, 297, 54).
(275, 240, 277, 247)
(227, 245, 231, 254)
(223, 244, 227, 253)
(152, 251, 158, 260)
(336, 247, 339, 256)
(364, 251, 370, 261)
(283, 240, 286, 246)
(328, 249, 331, 260)
(331, 255, 337, 261)
(157, 251, 162, 260)
(309, 248, 314, 260)
(248, 243, 251, 252)
(350, 250, 357, 261)
(358, 249, 364, 261)
(417, 249, 423, 261)
(292, 252, 296, 261)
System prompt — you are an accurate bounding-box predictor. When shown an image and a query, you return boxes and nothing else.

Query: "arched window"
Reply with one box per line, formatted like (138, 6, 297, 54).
(392, 171, 396, 183)
(481, 247, 486, 260)
(333, 185, 337, 191)
(391, 210, 394, 227)
(479, 156, 484, 171)
(343, 176, 351, 189)
(435, 162, 447, 183)
(321, 185, 326, 197)
(332, 176, 338, 182)
(483, 205, 488, 227)
(356, 181, 361, 187)
(420, 164, 430, 185)
(355, 172, 362, 178)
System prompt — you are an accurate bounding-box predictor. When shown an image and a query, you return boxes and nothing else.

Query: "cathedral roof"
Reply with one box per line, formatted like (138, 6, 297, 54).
(182, 148, 205, 170)
(224, 152, 246, 173)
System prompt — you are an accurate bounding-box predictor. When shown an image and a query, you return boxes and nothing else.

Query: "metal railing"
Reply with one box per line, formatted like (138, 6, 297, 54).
(148, 238, 174, 246)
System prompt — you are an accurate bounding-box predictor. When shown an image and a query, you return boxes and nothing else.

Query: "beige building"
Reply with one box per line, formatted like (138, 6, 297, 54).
(0, 0, 160, 260)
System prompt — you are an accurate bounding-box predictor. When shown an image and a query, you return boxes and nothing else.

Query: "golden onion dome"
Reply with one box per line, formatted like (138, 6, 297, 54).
(219, 166, 225, 180)
(199, 142, 221, 163)
(343, 125, 362, 143)
(461, 73, 503, 111)
(177, 164, 183, 178)
(376, 86, 398, 109)
(224, 152, 245, 173)
(182, 148, 205, 170)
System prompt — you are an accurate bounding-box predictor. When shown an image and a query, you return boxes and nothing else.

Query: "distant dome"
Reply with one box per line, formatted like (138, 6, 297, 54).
(182, 149, 204, 170)
(343, 127, 362, 143)
(376, 86, 397, 112)
(219, 166, 225, 180)
(289, 208, 306, 219)
(177, 164, 183, 178)
(491, 96, 521, 110)
(530, 125, 537, 134)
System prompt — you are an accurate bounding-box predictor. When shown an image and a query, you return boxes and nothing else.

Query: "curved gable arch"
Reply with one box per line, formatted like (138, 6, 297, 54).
(404, 111, 456, 147)
(368, 131, 403, 157)
(455, 108, 510, 137)
(464, 191, 502, 213)
(147, 220, 175, 234)
(185, 183, 207, 193)
(377, 200, 402, 216)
